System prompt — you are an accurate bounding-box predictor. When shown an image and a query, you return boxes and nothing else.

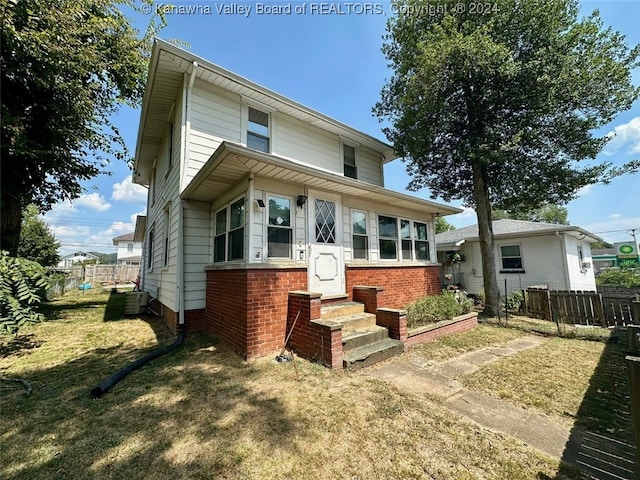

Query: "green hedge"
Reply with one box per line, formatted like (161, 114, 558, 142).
(406, 290, 473, 329)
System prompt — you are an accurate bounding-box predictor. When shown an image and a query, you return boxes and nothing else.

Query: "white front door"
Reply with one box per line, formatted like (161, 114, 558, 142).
(308, 192, 345, 296)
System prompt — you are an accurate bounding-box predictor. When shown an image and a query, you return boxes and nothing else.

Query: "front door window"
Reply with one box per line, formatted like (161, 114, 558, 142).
(315, 199, 336, 244)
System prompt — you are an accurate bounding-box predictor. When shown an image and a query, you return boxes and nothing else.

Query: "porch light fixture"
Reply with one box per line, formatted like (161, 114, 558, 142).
(255, 199, 265, 208)
(296, 195, 308, 208)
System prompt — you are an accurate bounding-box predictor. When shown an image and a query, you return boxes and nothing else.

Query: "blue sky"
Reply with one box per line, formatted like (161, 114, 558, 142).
(44, 1, 640, 256)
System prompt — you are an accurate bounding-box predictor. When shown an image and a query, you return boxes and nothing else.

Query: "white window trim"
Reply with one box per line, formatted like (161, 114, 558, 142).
(351, 209, 369, 261)
(213, 195, 246, 264)
(498, 243, 525, 272)
(163, 203, 171, 269)
(146, 224, 155, 272)
(377, 214, 433, 263)
(241, 98, 276, 154)
(340, 138, 359, 180)
(265, 193, 295, 260)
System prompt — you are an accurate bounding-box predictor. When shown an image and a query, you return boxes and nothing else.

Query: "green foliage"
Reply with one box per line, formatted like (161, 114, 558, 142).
(505, 291, 524, 311)
(0, 251, 50, 334)
(435, 216, 456, 234)
(0, 0, 172, 255)
(17, 205, 60, 267)
(492, 204, 569, 225)
(596, 266, 640, 287)
(406, 290, 473, 329)
(375, 0, 639, 316)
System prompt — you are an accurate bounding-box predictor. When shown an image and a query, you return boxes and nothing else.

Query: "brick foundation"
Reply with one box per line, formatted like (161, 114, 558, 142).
(346, 265, 440, 309)
(205, 267, 307, 359)
(405, 312, 478, 348)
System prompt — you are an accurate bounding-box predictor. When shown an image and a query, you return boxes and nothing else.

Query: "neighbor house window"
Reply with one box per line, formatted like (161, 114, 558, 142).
(213, 198, 246, 262)
(343, 144, 357, 179)
(500, 245, 523, 270)
(127, 243, 134, 253)
(378, 215, 398, 260)
(267, 196, 292, 258)
(413, 222, 430, 260)
(247, 107, 270, 153)
(352, 210, 368, 260)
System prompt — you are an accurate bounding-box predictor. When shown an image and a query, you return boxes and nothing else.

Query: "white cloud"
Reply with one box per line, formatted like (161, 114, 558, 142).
(577, 184, 593, 196)
(73, 193, 111, 212)
(111, 176, 147, 204)
(604, 116, 640, 156)
(87, 210, 146, 245)
(51, 225, 91, 239)
(608, 213, 621, 219)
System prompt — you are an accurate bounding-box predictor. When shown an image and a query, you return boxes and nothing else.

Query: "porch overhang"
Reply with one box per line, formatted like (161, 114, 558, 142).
(181, 142, 461, 216)
(133, 216, 147, 243)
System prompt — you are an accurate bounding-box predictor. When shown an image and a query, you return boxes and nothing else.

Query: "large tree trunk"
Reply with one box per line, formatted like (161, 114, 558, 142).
(1, 190, 22, 256)
(471, 161, 501, 317)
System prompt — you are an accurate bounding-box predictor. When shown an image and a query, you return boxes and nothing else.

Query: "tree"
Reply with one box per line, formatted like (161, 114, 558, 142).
(1, 0, 168, 255)
(492, 203, 569, 225)
(17, 205, 60, 267)
(434, 216, 456, 234)
(375, 0, 639, 315)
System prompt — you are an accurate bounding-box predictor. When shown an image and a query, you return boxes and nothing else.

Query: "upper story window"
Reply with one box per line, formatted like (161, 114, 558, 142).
(343, 144, 357, 179)
(267, 196, 292, 258)
(127, 243, 134, 253)
(500, 244, 523, 271)
(247, 107, 270, 153)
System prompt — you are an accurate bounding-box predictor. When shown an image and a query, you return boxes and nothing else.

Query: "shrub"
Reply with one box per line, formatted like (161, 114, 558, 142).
(596, 266, 640, 288)
(505, 291, 524, 311)
(406, 290, 470, 329)
(0, 251, 50, 334)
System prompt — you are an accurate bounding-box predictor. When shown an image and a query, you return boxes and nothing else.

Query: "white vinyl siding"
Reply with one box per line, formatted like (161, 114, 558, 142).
(183, 201, 210, 310)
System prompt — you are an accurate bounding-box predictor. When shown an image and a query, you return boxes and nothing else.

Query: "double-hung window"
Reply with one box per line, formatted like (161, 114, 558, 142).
(247, 107, 270, 153)
(267, 196, 292, 258)
(413, 222, 430, 260)
(147, 227, 155, 270)
(378, 215, 398, 260)
(214, 198, 245, 262)
(163, 204, 171, 267)
(343, 144, 357, 179)
(401, 219, 412, 260)
(500, 245, 523, 271)
(352, 210, 368, 260)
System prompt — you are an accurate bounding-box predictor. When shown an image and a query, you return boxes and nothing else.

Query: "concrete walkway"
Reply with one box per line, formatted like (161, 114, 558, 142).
(368, 336, 637, 479)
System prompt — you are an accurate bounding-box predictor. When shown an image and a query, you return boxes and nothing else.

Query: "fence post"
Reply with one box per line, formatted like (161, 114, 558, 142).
(629, 325, 640, 354)
(625, 355, 640, 480)
(632, 295, 640, 325)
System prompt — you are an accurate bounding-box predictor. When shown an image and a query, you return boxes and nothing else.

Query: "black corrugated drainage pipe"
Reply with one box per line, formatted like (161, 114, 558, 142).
(90, 327, 184, 398)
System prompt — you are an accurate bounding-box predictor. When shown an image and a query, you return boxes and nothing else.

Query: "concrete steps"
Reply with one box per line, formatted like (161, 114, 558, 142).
(321, 301, 404, 370)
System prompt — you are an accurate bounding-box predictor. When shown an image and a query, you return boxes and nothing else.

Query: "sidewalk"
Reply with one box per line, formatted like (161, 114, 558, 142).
(368, 336, 637, 480)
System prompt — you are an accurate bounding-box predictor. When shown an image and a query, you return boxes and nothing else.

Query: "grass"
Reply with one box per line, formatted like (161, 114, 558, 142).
(462, 336, 633, 442)
(0, 289, 595, 479)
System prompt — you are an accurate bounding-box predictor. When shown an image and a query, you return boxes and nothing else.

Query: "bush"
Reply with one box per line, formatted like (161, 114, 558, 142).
(505, 291, 524, 311)
(596, 265, 640, 288)
(406, 290, 471, 329)
(0, 251, 50, 334)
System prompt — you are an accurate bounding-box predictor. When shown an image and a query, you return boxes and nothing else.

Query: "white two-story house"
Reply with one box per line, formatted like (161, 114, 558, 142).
(112, 233, 143, 265)
(133, 40, 460, 363)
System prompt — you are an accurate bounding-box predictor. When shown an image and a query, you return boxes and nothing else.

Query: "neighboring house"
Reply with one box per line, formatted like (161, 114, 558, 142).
(132, 40, 460, 361)
(112, 233, 143, 265)
(435, 219, 604, 294)
(57, 251, 99, 268)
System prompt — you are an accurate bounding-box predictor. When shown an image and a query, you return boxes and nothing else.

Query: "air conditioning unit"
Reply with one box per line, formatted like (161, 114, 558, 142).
(581, 261, 591, 270)
(124, 291, 150, 315)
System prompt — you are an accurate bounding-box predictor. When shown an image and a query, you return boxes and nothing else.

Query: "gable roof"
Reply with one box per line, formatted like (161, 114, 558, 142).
(435, 219, 604, 248)
(134, 39, 397, 183)
(112, 232, 135, 245)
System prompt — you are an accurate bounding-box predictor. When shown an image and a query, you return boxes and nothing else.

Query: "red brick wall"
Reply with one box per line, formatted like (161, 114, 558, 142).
(346, 265, 440, 309)
(405, 313, 478, 348)
(287, 292, 342, 369)
(205, 267, 307, 359)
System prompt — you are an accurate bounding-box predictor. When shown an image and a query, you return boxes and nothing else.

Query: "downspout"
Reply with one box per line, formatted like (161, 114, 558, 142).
(556, 231, 570, 290)
(177, 61, 198, 327)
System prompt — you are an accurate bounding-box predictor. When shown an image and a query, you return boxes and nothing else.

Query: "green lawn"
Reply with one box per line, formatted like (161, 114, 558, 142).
(0, 289, 594, 479)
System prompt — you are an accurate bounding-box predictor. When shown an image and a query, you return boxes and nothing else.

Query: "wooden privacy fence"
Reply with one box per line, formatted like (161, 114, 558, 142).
(84, 265, 139, 285)
(525, 287, 637, 327)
